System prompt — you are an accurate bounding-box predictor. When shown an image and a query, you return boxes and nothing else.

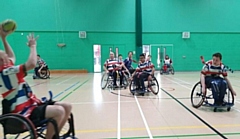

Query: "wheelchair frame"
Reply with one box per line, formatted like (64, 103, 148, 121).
(101, 70, 130, 91)
(39, 67, 50, 79)
(0, 91, 77, 139)
(160, 64, 174, 75)
(129, 74, 159, 96)
(190, 81, 234, 112)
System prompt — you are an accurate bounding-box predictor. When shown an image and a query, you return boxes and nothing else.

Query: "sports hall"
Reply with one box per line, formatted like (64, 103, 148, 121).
(0, 0, 240, 139)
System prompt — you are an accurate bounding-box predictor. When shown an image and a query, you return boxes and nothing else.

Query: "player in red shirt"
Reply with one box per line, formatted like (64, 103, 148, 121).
(0, 26, 71, 139)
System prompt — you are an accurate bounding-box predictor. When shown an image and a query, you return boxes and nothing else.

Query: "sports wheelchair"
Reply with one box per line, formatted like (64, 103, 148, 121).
(129, 73, 159, 96)
(190, 81, 234, 112)
(34, 66, 50, 80)
(101, 70, 130, 91)
(39, 66, 50, 79)
(0, 91, 77, 139)
(160, 64, 174, 75)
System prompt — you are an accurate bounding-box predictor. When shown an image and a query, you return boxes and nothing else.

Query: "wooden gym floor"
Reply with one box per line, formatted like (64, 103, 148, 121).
(1, 71, 240, 139)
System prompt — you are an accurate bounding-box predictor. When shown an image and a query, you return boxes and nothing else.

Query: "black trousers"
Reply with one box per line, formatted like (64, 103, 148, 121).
(109, 71, 123, 85)
(134, 73, 150, 90)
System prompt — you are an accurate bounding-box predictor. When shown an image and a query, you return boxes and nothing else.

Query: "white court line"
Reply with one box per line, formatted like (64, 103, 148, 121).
(134, 95, 153, 139)
(169, 77, 192, 85)
(71, 101, 135, 105)
(233, 108, 240, 112)
(117, 89, 121, 139)
(56, 75, 77, 85)
(163, 76, 193, 90)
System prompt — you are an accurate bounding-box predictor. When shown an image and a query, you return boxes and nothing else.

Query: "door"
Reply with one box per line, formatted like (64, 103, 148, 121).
(150, 44, 173, 70)
(100, 45, 113, 72)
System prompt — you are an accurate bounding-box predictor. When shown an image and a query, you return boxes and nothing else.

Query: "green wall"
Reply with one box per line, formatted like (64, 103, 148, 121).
(143, 33, 240, 71)
(1, 0, 240, 72)
(142, 0, 240, 32)
(0, 32, 135, 72)
(0, 0, 135, 32)
(142, 0, 240, 71)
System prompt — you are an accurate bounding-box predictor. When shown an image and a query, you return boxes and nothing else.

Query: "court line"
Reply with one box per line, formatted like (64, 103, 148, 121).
(134, 95, 153, 139)
(160, 81, 227, 139)
(104, 132, 240, 139)
(117, 90, 121, 139)
(74, 124, 240, 133)
(71, 101, 135, 104)
(53, 81, 80, 99)
(59, 79, 89, 101)
(0, 74, 68, 111)
(30, 74, 67, 88)
(56, 75, 77, 85)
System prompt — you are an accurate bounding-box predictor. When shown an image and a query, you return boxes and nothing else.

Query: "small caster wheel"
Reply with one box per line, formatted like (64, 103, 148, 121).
(214, 107, 217, 112)
(227, 107, 231, 111)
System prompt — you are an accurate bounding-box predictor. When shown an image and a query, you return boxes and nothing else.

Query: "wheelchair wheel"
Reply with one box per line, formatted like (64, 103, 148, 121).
(224, 89, 235, 107)
(148, 77, 159, 95)
(122, 75, 129, 89)
(129, 81, 136, 95)
(101, 73, 109, 89)
(39, 68, 50, 79)
(170, 67, 174, 75)
(191, 82, 204, 108)
(160, 69, 163, 75)
(0, 114, 37, 139)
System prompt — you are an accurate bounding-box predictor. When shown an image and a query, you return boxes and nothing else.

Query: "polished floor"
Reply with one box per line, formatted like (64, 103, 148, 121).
(1, 71, 240, 139)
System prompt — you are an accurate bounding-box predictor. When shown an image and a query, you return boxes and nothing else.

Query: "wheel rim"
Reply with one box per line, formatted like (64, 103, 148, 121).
(191, 82, 204, 108)
(149, 78, 159, 95)
(129, 81, 136, 94)
(101, 73, 108, 89)
(224, 88, 234, 105)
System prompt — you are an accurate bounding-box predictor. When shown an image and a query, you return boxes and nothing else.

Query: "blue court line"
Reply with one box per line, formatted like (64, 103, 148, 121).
(53, 81, 80, 99)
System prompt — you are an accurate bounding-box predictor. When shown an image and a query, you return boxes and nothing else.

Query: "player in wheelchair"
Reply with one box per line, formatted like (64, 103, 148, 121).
(160, 55, 174, 75)
(0, 32, 76, 139)
(191, 53, 236, 112)
(33, 54, 50, 79)
(129, 54, 159, 96)
(101, 52, 129, 90)
(123, 51, 138, 75)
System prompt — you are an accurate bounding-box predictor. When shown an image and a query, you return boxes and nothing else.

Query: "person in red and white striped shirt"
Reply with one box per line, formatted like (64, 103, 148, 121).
(131, 54, 155, 93)
(200, 53, 236, 106)
(103, 52, 124, 88)
(0, 27, 71, 139)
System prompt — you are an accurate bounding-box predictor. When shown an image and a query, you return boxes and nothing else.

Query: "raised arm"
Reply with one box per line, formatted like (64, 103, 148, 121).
(200, 65, 207, 95)
(25, 33, 39, 71)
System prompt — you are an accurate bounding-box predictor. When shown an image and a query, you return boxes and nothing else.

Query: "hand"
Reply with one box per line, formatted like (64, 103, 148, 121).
(0, 50, 10, 66)
(105, 70, 109, 74)
(129, 77, 133, 81)
(232, 90, 237, 96)
(0, 26, 9, 38)
(38, 70, 41, 73)
(26, 33, 39, 47)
